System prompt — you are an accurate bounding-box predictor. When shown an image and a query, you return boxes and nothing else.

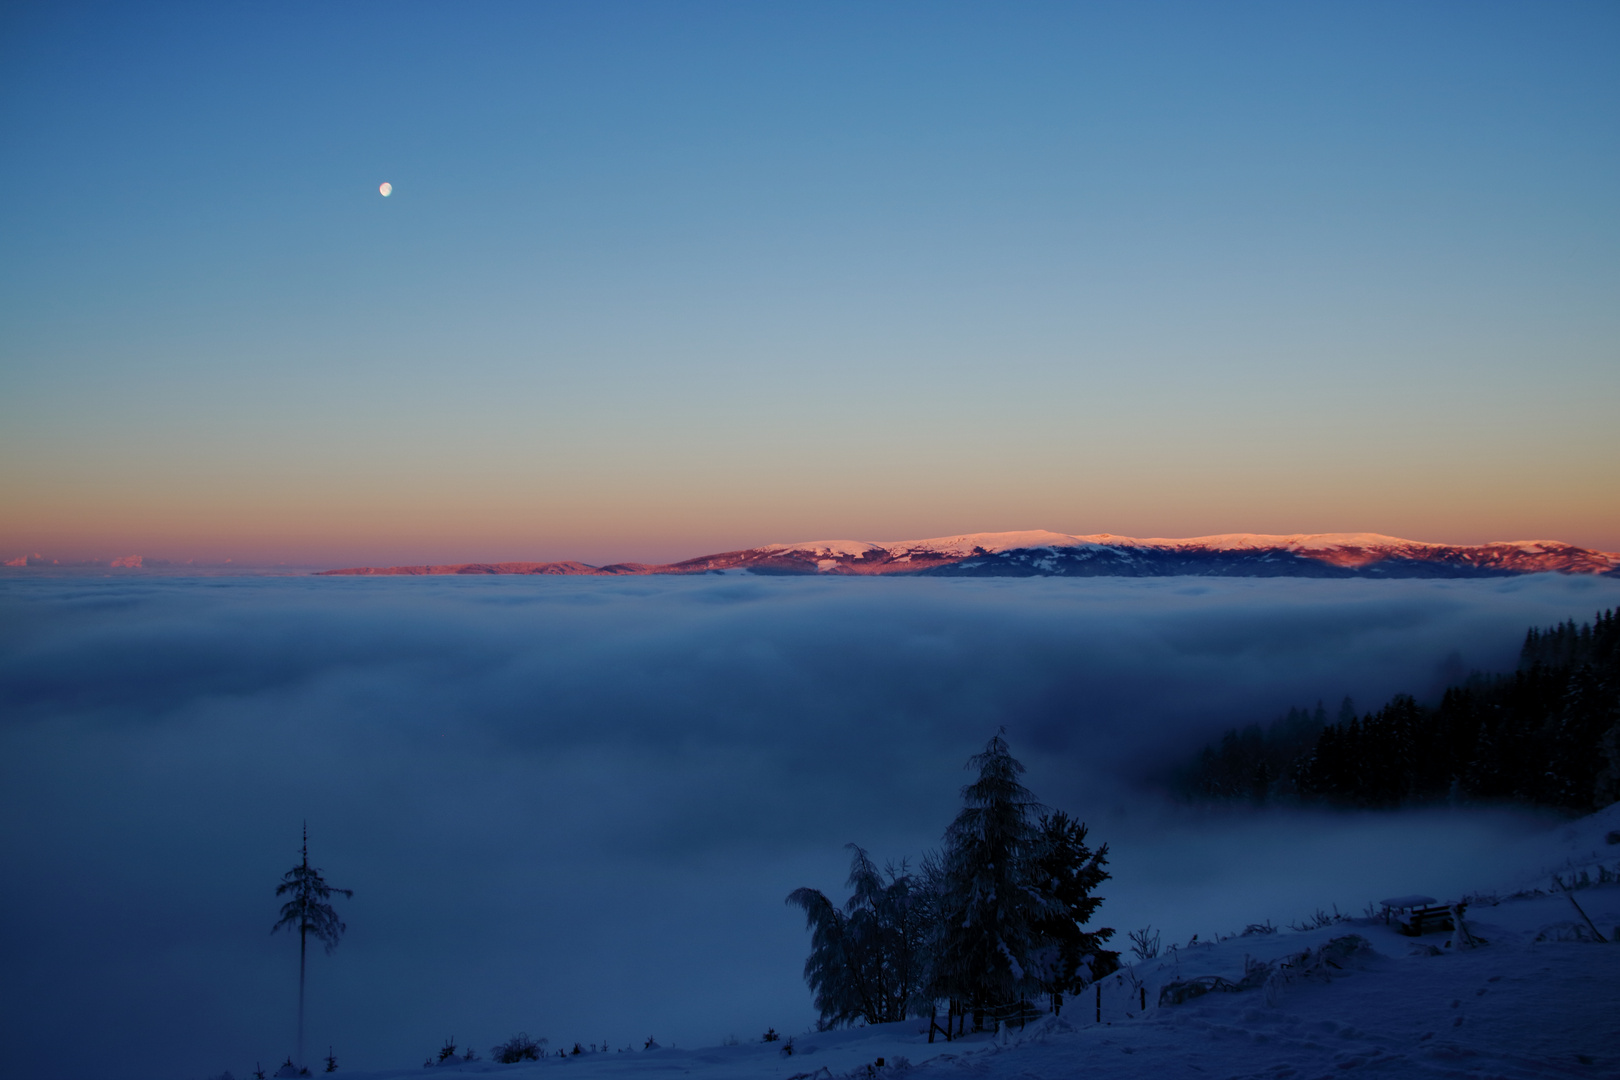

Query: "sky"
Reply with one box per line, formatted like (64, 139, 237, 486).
(2, 1, 1618, 565)
(5, 572, 1617, 1079)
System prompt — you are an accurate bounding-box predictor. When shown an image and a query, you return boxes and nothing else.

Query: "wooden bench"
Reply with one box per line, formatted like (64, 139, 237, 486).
(1397, 904, 1458, 936)
(1379, 894, 1463, 937)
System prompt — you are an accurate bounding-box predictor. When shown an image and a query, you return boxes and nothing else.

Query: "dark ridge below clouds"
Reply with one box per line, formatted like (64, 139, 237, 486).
(2, 573, 1617, 1080)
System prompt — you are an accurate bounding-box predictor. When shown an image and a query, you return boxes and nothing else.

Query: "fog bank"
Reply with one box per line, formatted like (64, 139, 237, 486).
(2, 572, 1615, 1080)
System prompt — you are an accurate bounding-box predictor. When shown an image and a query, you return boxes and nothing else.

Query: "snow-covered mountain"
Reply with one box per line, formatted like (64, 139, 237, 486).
(318, 532, 1620, 578)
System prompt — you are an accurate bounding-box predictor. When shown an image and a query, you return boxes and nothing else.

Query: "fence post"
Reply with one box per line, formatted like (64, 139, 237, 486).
(1095, 982, 1101, 1023)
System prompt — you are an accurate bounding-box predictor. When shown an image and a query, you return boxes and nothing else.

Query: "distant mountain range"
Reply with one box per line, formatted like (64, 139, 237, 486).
(317, 531, 1620, 579)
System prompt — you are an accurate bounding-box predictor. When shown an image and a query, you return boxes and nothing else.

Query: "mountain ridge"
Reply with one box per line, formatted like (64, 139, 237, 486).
(316, 531, 1620, 579)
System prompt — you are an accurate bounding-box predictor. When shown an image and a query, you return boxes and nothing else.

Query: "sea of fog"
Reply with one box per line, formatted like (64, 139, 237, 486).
(3, 571, 1618, 1080)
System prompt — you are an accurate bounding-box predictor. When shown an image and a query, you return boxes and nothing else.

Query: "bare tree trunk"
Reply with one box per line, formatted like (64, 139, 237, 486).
(1556, 879, 1610, 943)
(298, 924, 307, 1068)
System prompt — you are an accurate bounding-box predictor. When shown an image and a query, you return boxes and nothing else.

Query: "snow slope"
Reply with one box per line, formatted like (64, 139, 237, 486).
(758, 532, 1090, 558)
(249, 806, 1620, 1080)
(315, 532, 1620, 578)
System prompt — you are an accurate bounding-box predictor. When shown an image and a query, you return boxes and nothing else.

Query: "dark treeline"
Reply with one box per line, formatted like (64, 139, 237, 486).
(1179, 609, 1620, 813)
(788, 734, 1119, 1037)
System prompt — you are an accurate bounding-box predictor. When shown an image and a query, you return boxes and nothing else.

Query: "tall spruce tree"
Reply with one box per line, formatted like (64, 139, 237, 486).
(929, 732, 1056, 1028)
(272, 825, 352, 1069)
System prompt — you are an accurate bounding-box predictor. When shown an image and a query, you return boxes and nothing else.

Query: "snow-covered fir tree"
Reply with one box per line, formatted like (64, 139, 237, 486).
(789, 733, 1118, 1034)
(1024, 810, 1119, 1015)
(927, 732, 1058, 1029)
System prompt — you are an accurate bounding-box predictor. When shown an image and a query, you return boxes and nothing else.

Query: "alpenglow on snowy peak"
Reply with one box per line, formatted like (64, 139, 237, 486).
(317, 532, 1620, 578)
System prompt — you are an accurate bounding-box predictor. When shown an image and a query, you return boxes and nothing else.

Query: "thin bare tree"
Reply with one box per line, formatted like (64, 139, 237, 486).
(272, 824, 352, 1069)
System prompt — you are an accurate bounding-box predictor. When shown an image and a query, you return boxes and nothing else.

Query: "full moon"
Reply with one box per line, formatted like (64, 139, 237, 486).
(379, 181, 392, 197)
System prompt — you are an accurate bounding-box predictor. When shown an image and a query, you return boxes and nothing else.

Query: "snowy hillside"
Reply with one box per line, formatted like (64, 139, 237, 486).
(709, 532, 1620, 578)
(315, 532, 1620, 578)
(238, 806, 1620, 1080)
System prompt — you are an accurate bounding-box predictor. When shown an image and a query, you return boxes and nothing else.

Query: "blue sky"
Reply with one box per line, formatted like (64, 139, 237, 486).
(2, 1, 1617, 564)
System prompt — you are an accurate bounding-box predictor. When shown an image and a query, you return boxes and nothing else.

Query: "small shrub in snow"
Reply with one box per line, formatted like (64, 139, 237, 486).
(324, 1046, 338, 1072)
(1288, 904, 1349, 931)
(1116, 969, 1148, 1014)
(1261, 934, 1372, 1005)
(762, 1027, 780, 1042)
(780, 1036, 795, 1056)
(1242, 921, 1276, 936)
(643, 1037, 660, 1050)
(1128, 925, 1160, 960)
(437, 1039, 458, 1063)
(1165, 952, 1281, 1006)
(491, 1033, 546, 1063)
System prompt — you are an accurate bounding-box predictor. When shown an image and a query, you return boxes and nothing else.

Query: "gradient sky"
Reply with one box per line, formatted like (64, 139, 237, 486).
(2, 1, 1617, 565)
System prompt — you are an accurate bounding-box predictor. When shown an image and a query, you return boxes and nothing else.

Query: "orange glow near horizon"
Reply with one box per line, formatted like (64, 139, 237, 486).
(4, 456, 1617, 567)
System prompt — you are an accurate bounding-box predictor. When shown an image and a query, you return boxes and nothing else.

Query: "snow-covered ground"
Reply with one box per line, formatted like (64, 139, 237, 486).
(313, 805, 1620, 1080)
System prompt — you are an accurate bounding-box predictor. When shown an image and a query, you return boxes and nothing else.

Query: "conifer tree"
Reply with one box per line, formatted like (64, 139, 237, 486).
(788, 734, 1120, 1033)
(1024, 811, 1118, 1015)
(929, 732, 1056, 1028)
(272, 825, 352, 1070)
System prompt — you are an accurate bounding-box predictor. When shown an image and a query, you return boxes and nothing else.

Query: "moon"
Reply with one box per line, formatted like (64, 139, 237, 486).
(379, 182, 392, 197)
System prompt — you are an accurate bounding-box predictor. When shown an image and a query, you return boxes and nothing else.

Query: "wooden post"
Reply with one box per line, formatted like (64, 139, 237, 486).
(1095, 982, 1101, 1023)
(1140, 985, 1146, 1012)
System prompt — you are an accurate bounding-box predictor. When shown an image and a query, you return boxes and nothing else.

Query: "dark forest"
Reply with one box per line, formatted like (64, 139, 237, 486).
(1179, 609, 1620, 813)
